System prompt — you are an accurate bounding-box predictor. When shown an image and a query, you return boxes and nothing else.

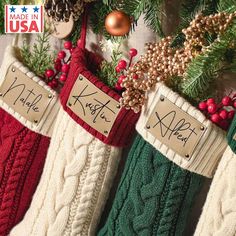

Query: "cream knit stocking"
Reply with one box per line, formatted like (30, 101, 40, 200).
(10, 108, 121, 236)
(194, 115, 236, 236)
(10, 44, 139, 236)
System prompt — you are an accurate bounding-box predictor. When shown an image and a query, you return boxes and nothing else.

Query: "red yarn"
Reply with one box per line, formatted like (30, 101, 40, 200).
(60, 47, 140, 147)
(0, 108, 50, 236)
(60, 9, 140, 147)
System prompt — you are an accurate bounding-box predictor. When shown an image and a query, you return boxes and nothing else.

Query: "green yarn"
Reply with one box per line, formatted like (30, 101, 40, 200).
(98, 135, 203, 236)
(227, 115, 236, 153)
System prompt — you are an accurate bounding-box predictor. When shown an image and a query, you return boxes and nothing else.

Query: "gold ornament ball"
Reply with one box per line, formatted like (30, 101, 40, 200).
(105, 10, 131, 36)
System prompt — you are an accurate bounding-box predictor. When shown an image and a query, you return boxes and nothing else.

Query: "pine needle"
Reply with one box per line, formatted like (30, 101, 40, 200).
(20, 29, 55, 77)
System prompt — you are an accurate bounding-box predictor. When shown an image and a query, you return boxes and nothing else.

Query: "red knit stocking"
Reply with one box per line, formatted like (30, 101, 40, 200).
(0, 45, 59, 236)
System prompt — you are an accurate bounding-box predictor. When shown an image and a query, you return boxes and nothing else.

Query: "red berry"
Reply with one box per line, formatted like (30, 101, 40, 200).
(206, 98, 215, 105)
(60, 74, 67, 82)
(61, 64, 70, 73)
(45, 69, 54, 78)
(207, 103, 217, 114)
(58, 51, 66, 59)
(219, 110, 228, 120)
(115, 82, 122, 91)
(70, 47, 76, 54)
(133, 74, 138, 80)
(48, 81, 54, 88)
(233, 101, 236, 108)
(219, 120, 230, 130)
(118, 60, 127, 69)
(211, 113, 221, 124)
(228, 110, 235, 119)
(55, 58, 61, 63)
(118, 75, 126, 84)
(222, 96, 232, 106)
(52, 79, 58, 88)
(115, 66, 121, 73)
(54, 62, 62, 71)
(64, 41, 73, 50)
(129, 48, 138, 57)
(198, 101, 207, 111)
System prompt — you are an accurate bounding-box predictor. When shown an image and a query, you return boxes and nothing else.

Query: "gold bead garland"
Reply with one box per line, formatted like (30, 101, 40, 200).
(120, 12, 236, 113)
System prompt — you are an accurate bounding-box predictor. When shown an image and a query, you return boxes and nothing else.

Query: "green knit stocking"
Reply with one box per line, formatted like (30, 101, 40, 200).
(98, 135, 203, 236)
(227, 114, 236, 152)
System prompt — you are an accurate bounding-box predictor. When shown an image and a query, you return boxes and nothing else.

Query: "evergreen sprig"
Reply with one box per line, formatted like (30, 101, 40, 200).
(144, 0, 165, 37)
(97, 44, 122, 88)
(68, 17, 82, 45)
(171, 0, 219, 48)
(88, 0, 165, 39)
(20, 29, 55, 77)
(181, 20, 236, 101)
(218, 0, 236, 13)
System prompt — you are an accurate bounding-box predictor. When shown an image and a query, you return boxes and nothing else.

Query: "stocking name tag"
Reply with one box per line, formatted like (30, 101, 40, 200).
(67, 74, 121, 137)
(0, 66, 54, 125)
(145, 95, 206, 159)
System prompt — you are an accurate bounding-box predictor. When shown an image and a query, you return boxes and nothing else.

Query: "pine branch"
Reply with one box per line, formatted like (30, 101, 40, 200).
(144, 0, 164, 37)
(182, 20, 236, 101)
(68, 17, 82, 45)
(20, 29, 55, 77)
(97, 40, 122, 88)
(89, 0, 165, 38)
(89, 1, 111, 39)
(172, 0, 219, 48)
(218, 0, 236, 13)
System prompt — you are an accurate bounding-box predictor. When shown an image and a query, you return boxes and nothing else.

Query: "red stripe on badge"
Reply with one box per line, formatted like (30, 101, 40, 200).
(5, 5, 8, 33)
(41, 5, 43, 32)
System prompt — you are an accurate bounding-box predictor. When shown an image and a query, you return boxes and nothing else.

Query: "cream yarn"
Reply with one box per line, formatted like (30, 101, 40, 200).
(136, 83, 227, 177)
(10, 108, 121, 236)
(194, 146, 236, 236)
(0, 45, 59, 137)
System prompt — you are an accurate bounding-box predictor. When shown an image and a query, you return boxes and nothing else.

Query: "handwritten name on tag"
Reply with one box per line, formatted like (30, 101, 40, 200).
(0, 66, 54, 124)
(67, 74, 121, 137)
(145, 95, 206, 159)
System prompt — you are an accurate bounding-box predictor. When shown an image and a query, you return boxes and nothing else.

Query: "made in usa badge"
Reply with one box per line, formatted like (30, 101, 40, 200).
(5, 5, 43, 33)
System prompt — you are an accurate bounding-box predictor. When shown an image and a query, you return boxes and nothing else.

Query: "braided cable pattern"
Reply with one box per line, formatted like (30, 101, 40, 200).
(10, 108, 122, 236)
(98, 135, 203, 236)
(0, 129, 37, 234)
(194, 147, 236, 236)
(0, 108, 50, 236)
(194, 116, 236, 236)
(136, 83, 227, 177)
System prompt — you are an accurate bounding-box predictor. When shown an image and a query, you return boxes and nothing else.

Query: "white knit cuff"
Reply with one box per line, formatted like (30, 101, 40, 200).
(0, 45, 59, 137)
(136, 83, 227, 178)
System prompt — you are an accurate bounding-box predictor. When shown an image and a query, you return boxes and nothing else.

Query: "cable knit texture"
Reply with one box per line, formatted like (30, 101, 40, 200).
(194, 115, 236, 236)
(10, 108, 122, 236)
(11, 45, 139, 236)
(0, 45, 59, 235)
(136, 83, 227, 177)
(98, 135, 203, 236)
(98, 83, 228, 236)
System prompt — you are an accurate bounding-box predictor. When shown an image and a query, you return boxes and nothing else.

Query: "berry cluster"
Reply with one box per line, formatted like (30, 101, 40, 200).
(199, 95, 236, 130)
(114, 48, 138, 91)
(44, 41, 75, 90)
